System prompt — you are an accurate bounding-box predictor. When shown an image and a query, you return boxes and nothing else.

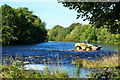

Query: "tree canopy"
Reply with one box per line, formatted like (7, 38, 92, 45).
(48, 23, 120, 45)
(1, 4, 48, 44)
(59, 1, 120, 33)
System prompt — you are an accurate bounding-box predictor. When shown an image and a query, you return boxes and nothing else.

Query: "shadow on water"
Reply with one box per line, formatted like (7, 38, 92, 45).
(2, 41, 118, 78)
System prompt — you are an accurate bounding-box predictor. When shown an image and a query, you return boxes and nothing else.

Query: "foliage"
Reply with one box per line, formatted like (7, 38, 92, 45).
(75, 63, 83, 78)
(1, 4, 48, 44)
(88, 67, 120, 79)
(48, 25, 66, 41)
(59, 1, 120, 33)
(48, 23, 120, 45)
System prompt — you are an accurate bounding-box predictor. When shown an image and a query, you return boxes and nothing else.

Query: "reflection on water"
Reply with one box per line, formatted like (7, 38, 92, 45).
(2, 41, 118, 78)
(24, 64, 92, 78)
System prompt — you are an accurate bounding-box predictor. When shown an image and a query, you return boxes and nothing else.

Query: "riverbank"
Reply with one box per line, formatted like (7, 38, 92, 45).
(1, 53, 119, 79)
(72, 53, 119, 68)
(71, 53, 120, 78)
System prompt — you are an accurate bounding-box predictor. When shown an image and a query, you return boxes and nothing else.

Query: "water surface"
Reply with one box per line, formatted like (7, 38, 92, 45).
(2, 41, 118, 78)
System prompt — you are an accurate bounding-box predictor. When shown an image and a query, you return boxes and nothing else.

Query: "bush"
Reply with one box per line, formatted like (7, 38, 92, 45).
(88, 67, 120, 79)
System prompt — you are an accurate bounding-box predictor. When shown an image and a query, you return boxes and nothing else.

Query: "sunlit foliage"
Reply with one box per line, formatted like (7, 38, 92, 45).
(1, 4, 48, 44)
(59, 1, 120, 33)
(48, 23, 120, 44)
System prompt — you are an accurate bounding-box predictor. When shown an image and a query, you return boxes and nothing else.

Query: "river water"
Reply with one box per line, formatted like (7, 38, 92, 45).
(2, 41, 119, 78)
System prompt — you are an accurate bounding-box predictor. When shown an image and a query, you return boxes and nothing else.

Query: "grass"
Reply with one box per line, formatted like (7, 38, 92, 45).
(1, 53, 119, 78)
(0, 65, 69, 78)
(0, 56, 69, 78)
(71, 53, 120, 78)
(0, 56, 83, 78)
(72, 53, 119, 68)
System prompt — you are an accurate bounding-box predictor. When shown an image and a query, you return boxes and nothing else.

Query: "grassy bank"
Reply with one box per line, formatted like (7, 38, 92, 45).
(72, 54, 119, 68)
(72, 53, 120, 78)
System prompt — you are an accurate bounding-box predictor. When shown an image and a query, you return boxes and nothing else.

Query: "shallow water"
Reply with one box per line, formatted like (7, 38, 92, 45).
(2, 41, 118, 78)
(2, 41, 118, 63)
(24, 64, 93, 78)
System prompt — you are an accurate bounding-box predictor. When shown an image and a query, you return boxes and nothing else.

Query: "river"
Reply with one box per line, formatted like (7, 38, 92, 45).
(2, 41, 119, 78)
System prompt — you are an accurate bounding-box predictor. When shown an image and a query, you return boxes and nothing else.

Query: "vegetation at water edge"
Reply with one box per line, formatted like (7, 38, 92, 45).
(48, 2, 120, 45)
(48, 23, 120, 45)
(72, 53, 120, 78)
(0, 64, 69, 78)
(1, 4, 48, 45)
(72, 54, 119, 68)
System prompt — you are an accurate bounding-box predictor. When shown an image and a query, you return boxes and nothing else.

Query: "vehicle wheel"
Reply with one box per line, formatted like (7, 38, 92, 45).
(75, 46, 81, 51)
(85, 47, 91, 51)
(75, 46, 79, 51)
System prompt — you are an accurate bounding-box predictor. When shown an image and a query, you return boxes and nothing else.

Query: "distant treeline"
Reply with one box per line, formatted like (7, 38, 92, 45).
(48, 23, 120, 45)
(1, 4, 48, 44)
(1, 4, 119, 45)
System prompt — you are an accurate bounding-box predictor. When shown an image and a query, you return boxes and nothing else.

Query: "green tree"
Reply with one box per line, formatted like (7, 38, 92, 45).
(1, 4, 47, 44)
(0, 6, 1, 43)
(48, 29, 58, 41)
(2, 4, 18, 44)
(48, 25, 64, 41)
(59, 1, 120, 33)
(56, 28, 66, 41)
(48, 22, 119, 44)
(65, 23, 81, 35)
(65, 24, 82, 42)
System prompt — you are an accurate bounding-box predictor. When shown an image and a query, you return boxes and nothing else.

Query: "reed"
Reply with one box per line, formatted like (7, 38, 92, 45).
(0, 63, 69, 78)
(72, 53, 119, 68)
(0, 54, 70, 78)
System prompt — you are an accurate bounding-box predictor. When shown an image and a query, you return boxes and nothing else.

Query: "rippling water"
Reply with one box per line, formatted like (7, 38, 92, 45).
(24, 64, 93, 78)
(2, 41, 118, 78)
(2, 41, 118, 62)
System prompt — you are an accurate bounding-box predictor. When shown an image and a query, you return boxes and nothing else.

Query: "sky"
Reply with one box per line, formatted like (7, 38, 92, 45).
(0, 0, 90, 29)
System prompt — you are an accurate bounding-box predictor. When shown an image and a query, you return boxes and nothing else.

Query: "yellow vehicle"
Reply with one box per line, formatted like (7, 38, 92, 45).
(75, 41, 102, 51)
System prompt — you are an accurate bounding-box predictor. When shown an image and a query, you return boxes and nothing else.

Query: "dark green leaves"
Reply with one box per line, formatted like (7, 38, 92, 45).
(60, 2, 120, 33)
(1, 4, 47, 44)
